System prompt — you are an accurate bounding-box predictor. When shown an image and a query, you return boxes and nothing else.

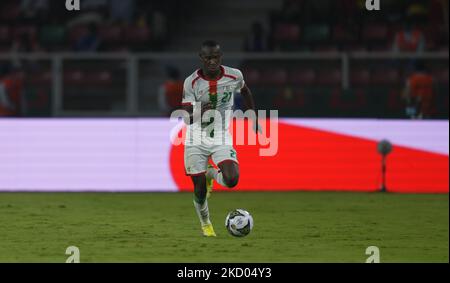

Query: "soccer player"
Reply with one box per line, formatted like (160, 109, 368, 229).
(402, 61, 437, 119)
(181, 40, 259, 237)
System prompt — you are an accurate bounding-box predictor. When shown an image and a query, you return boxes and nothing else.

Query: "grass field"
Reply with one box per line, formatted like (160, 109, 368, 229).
(0, 192, 447, 263)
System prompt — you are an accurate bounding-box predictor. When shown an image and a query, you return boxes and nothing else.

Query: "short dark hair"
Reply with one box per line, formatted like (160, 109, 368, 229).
(201, 40, 220, 49)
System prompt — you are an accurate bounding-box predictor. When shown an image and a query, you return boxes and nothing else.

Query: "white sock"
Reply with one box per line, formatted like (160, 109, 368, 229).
(193, 199, 211, 226)
(206, 167, 228, 187)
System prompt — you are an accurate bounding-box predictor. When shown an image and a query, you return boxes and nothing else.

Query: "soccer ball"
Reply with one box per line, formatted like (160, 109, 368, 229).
(225, 209, 254, 237)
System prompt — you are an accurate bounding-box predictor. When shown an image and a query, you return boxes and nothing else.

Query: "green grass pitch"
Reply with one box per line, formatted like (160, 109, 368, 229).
(0, 191, 447, 263)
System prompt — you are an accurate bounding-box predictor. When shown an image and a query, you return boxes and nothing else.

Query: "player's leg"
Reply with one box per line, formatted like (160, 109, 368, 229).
(205, 163, 214, 199)
(185, 146, 216, 236)
(208, 147, 239, 188)
(217, 160, 239, 188)
(191, 174, 215, 236)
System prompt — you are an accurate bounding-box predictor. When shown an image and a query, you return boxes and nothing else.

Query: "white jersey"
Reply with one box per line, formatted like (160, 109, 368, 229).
(182, 65, 245, 147)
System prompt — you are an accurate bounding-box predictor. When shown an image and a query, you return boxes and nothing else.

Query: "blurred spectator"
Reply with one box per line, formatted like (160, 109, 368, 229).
(74, 23, 100, 52)
(402, 61, 437, 119)
(158, 67, 183, 116)
(0, 64, 24, 116)
(244, 22, 268, 52)
(392, 18, 426, 53)
(11, 32, 40, 53)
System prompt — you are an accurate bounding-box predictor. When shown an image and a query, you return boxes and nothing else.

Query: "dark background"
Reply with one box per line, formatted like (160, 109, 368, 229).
(0, 0, 448, 119)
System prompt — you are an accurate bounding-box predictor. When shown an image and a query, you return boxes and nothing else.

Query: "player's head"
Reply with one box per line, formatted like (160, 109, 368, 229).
(199, 40, 222, 74)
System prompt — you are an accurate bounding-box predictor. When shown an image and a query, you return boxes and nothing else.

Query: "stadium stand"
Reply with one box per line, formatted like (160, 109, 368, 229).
(0, 0, 447, 119)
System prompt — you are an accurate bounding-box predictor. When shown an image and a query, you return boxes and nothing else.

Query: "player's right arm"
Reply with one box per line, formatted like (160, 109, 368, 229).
(181, 77, 211, 125)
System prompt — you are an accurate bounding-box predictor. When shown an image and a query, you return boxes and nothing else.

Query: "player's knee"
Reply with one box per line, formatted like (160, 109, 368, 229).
(224, 175, 239, 188)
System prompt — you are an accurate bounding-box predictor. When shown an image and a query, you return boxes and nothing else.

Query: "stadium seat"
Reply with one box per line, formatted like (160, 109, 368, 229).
(370, 68, 400, 85)
(273, 87, 306, 110)
(362, 23, 388, 43)
(13, 26, 37, 39)
(261, 69, 287, 85)
(27, 71, 52, 85)
(64, 70, 85, 86)
(303, 24, 330, 43)
(64, 69, 116, 90)
(326, 88, 343, 107)
(288, 69, 316, 85)
(332, 25, 357, 44)
(330, 88, 367, 111)
(316, 69, 342, 86)
(125, 26, 151, 43)
(99, 25, 123, 42)
(274, 23, 301, 42)
(39, 25, 66, 46)
(87, 71, 113, 85)
(293, 89, 307, 108)
(350, 69, 370, 86)
(68, 25, 89, 44)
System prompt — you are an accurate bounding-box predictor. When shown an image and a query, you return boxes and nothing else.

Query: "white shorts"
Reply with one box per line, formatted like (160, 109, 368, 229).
(184, 144, 238, 176)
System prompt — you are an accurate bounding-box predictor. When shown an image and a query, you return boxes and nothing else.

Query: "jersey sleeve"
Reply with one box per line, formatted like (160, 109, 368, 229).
(237, 69, 246, 90)
(182, 77, 195, 105)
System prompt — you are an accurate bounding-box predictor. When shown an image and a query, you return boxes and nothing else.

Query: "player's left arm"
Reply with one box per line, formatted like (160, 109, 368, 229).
(240, 84, 261, 133)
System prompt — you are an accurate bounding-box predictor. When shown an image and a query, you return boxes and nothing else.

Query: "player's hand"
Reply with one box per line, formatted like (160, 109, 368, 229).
(253, 120, 262, 134)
